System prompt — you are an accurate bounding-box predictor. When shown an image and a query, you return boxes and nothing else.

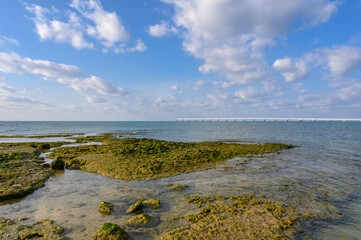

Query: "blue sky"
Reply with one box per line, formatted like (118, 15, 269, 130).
(0, 0, 360, 120)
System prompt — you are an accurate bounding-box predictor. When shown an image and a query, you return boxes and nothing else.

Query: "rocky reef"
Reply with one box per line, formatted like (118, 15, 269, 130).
(94, 223, 128, 240)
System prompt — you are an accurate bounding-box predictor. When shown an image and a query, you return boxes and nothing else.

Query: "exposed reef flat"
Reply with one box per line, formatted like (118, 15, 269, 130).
(0, 141, 69, 202)
(0, 217, 64, 239)
(49, 134, 292, 180)
(0, 133, 84, 138)
(159, 195, 299, 240)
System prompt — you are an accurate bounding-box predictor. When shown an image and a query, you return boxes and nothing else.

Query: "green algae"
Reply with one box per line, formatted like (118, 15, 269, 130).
(94, 223, 128, 240)
(48, 135, 292, 181)
(127, 213, 152, 225)
(159, 195, 299, 240)
(0, 145, 51, 202)
(142, 198, 161, 210)
(1, 142, 70, 152)
(50, 157, 65, 170)
(0, 217, 64, 240)
(165, 184, 188, 190)
(99, 201, 114, 215)
(126, 199, 143, 214)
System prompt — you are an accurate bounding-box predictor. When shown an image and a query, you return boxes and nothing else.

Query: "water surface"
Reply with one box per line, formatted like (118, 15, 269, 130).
(0, 121, 360, 239)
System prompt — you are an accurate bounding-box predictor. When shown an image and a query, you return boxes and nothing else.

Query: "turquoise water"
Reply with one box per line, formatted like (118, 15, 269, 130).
(0, 121, 361, 239)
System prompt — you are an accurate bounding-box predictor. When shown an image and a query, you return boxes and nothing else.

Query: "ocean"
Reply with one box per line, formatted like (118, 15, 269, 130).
(0, 121, 360, 239)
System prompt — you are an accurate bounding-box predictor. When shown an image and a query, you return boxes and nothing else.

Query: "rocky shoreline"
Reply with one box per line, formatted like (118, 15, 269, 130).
(0, 133, 304, 239)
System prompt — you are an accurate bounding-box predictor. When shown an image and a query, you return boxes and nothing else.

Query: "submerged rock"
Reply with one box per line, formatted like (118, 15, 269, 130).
(99, 201, 113, 215)
(94, 223, 128, 240)
(50, 157, 65, 170)
(127, 213, 151, 225)
(0, 217, 64, 240)
(165, 184, 188, 190)
(126, 199, 143, 213)
(142, 198, 160, 210)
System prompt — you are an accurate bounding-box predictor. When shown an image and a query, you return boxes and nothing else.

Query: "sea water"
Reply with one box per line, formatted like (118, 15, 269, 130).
(0, 121, 360, 239)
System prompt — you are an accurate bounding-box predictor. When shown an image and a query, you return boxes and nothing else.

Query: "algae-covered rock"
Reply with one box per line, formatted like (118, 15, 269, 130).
(48, 136, 292, 181)
(126, 199, 143, 213)
(127, 213, 151, 225)
(42, 163, 50, 168)
(0, 218, 64, 240)
(99, 201, 113, 215)
(142, 198, 160, 210)
(37, 143, 51, 151)
(165, 184, 188, 190)
(94, 223, 128, 240)
(50, 157, 65, 170)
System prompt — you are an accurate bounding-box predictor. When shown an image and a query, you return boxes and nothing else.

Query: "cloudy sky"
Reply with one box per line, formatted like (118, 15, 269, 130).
(0, 0, 360, 120)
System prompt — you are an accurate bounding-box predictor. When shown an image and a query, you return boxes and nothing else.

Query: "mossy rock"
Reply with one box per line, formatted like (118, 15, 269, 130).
(166, 184, 188, 190)
(48, 136, 292, 181)
(37, 143, 50, 151)
(99, 201, 113, 215)
(94, 223, 128, 240)
(127, 213, 151, 225)
(50, 157, 65, 170)
(42, 163, 50, 168)
(126, 199, 143, 213)
(0, 218, 64, 240)
(142, 198, 160, 210)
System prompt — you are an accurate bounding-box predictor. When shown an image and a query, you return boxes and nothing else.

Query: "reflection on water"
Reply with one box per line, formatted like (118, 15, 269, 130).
(0, 122, 360, 239)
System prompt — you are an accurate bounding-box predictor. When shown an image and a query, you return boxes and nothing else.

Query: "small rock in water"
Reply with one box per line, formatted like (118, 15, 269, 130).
(126, 199, 143, 214)
(127, 213, 151, 225)
(94, 223, 128, 240)
(165, 184, 188, 190)
(98, 201, 113, 215)
(50, 157, 65, 170)
(142, 198, 160, 210)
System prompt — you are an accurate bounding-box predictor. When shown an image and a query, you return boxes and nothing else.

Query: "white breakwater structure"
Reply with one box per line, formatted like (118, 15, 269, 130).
(176, 118, 361, 122)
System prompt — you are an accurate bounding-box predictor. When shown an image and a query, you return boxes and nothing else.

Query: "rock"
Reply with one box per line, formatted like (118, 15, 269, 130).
(126, 199, 143, 214)
(37, 143, 50, 151)
(142, 198, 160, 210)
(0, 218, 64, 240)
(94, 223, 128, 240)
(99, 201, 113, 215)
(165, 184, 188, 190)
(127, 213, 151, 225)
(42, 163, 50, 169)
(50, 157, 65, 170)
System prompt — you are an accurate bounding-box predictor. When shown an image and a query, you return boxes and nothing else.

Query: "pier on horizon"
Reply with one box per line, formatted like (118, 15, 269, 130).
(176, 118, 361, 122)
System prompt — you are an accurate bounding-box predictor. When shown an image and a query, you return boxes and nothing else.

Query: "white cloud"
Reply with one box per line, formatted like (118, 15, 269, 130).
(147, 21, 178, 37)
(26, 4, 94, 49)
(171, 85, 179, 90)
(337, 81, 361, 101)
(128, 39, 147, 52)
(162, 0, 338, 85)
(70, 0, 129, 47)
(85, 95, 108, 103)
(0, 95, 45, 106)
(274, 45, 361, 82)
(326, 46, 361, 76)
(115, 39, 147, 54)
(0, 36, 19, 46)
(0, 82, 16, 93)
(272, 57, 309, 82)
(25, 1, 143, 53)
(0, 52, 127, 102)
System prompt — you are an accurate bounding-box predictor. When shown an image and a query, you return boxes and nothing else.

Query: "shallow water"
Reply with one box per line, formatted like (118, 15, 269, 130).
(0, 121, 360, 239)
